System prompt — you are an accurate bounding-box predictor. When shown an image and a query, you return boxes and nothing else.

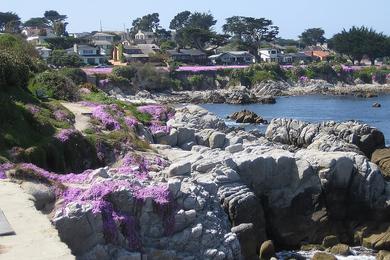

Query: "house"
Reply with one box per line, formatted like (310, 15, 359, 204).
(209, 51, 255, 65)
(258, 48, 280, 63)
(35, 46, 52, 60)
(92, 32, 115, 56)
(23, 27, 57, 46)
(289, 52, 313, 64)
(113, 43, 160, 63)
(304, 44, 331, 61)
(167, 49, 208, 64)
(134, 30, 156, 44)
(67, 44, 107, 65)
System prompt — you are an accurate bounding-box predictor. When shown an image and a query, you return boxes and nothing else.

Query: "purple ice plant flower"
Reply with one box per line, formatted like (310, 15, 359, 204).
(78, 101, 100, 107)
(55, 129, 78, 143)
(137, 105, 169, 121)
(0, 163, 13, 179)
(26, 104, 40, 115)
(12, 162, 174, 247)
(299, 76, 309, 82)
(124, 117, 138, 128)
(148, 121, 171, 134)
(92, 105, 121, 131)
(53, 110, 68, 121)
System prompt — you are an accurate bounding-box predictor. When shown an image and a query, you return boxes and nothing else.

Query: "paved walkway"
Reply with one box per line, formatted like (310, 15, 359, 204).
(0, 180, 74, 260)
(61, 102, 92, 132)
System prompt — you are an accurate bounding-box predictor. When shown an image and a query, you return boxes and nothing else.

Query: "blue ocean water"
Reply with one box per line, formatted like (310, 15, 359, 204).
(201, 95, 390, 146)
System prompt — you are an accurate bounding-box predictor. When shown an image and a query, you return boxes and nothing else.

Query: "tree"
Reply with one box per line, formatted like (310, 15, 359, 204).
(299, 28, 326, 46)
(169, 11, 191, 30)
(130, 13, 160, 36)
(23, 17, 49, 28)
(45, 37, 81, 50)
(44, 10, 67, 25)
(0, 12, 21, 33)
(47, 50, 83, 67)
(159, 40, 176, 51)
(171, 11, 225, 51)
(43, 10, 68, 37)
(329, 26, 389, 65)
(223, 16, 279, 56)
(53, 21, 68, 36)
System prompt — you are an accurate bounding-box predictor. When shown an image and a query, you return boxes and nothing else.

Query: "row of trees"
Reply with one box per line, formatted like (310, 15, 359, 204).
(129, 12, 280, 57)
(329, 26, 390, 65)
(0, 10, 68, 36)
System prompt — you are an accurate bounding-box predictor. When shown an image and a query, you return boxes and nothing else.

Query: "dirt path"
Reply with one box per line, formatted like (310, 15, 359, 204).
(0, 181, 74, 260)
(61, 102, 92, 132)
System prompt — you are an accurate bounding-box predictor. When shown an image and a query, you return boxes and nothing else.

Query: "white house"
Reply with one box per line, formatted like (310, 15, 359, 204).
(209, 51, 255, 65)
(67, 44, 107, 65)
(92, 32, 115, 56)
(258, 48, 280, 63)
(134, 30, 156, 44)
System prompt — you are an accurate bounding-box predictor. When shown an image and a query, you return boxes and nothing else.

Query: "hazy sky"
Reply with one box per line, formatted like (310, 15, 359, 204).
(3, 0, 390, 39)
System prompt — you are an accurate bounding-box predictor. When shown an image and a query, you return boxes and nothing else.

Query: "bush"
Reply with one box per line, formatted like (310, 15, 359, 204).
(373, 70, 388, 84)
(29, 71, 79, 101)
(306, 62, 337, 82)
(107, 75, 132, 89)
(59, 68, 87, 85)
(133, 64, 172, 91)
(285, 66, 306, 82)
(229, 63, 284, 86)
(252, 71, 276, 83)
(354, 70, 372, 83)
(0, 50, 30, 90)
(47, 50, 83, 68)
(112, 65, 138, 81)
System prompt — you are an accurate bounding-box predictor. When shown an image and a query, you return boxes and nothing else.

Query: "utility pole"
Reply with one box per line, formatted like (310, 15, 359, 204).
(100, 20, 103, 32)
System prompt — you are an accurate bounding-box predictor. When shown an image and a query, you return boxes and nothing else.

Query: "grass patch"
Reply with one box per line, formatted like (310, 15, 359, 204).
(81, 91, 152, 123)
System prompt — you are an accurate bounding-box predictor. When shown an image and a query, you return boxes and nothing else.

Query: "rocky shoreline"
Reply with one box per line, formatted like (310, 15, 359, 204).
(2, 101, 390, 260)
(114, 80, 390, 105)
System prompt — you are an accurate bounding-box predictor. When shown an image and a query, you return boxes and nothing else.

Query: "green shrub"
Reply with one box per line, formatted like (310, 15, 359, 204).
(229, 63, 284, 86)
(352, 68, 376, 83)
(285, 66, 306, 81)
(59, 68, 87, 85)
(252, 71, 276, 83)
(306, 62, 337, 82)
(107, 75, 132, 89)
(47, 50, 83, 67)
(0, 50, 30, 90)
(188, 75, 205, 89)
(133, 64, 172, 91)
(373, 70, 388, 84)
(112, 65, 138, 81)
(29, 71, 79, 101)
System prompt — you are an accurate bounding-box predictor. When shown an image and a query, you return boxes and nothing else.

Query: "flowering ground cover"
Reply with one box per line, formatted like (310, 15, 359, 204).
(2, 150, 173, 251)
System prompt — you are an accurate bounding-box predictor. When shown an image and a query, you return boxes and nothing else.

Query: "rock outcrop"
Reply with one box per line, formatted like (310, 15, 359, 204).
(229, 110, 268, 124)
(372, 149, 390, 180)
(265, 118, 385, 158)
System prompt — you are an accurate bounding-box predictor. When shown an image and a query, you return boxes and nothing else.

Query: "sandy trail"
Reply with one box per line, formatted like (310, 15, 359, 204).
(61, 102, 93, 132)
(0, 180, 74, 260)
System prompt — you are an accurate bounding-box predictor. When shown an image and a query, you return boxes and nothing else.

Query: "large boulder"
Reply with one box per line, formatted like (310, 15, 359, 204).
(229, 110, 267, 124)
(176, 127, 195, 147)
(154, 129, 178, 147)
(372, 149, 390, 180)
(168, 105, 226, 131)
(266, 118, 385, 158)
(259, 240, 276, 260)
(53, 202, 104, 255)
(21, 182, 55, 211)
(231, 223, 258, 260)
(209, 132, 226, 149)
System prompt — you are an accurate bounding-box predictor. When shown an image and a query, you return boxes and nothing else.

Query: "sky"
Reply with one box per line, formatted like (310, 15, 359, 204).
(2, 0, 390, 39)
